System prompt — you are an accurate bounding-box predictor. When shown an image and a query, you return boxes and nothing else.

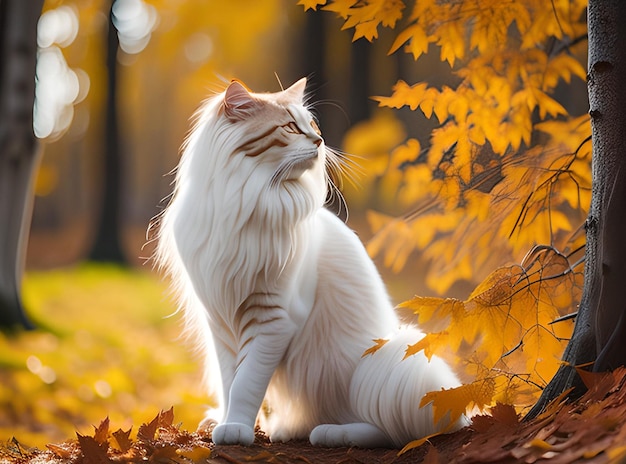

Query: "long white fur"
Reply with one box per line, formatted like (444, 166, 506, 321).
(155, 78, 465, 448)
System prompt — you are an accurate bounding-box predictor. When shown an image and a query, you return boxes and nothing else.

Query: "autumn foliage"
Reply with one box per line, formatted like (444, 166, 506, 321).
(1, 408, 211, 464)
(6, 368, 626, 463)
(302, 0, 590, 292)
(403, 246, 583, 421)
(299, 0, 591, 430)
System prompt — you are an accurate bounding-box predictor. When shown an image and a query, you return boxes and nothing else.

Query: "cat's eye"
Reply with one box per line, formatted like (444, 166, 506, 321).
(283, 121, 302, 134)
(310, 120, 321, 136)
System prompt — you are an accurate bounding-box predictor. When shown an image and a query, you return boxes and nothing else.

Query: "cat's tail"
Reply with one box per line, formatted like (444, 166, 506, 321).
(349, 327, 468, 448)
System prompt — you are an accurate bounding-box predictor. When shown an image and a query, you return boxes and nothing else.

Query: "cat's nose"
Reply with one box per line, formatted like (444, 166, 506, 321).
(313, 137, 322, 147)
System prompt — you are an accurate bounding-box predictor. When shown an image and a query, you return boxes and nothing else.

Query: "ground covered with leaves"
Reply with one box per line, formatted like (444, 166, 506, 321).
(3, 368, 626, 463)
(3, 266, 626, 463)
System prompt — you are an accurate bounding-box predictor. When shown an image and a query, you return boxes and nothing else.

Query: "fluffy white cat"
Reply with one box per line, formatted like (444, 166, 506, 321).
(155, 78, 465, 448)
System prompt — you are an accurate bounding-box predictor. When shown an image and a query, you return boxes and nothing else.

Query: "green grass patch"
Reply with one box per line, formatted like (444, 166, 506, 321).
(0, 264, 210, 447)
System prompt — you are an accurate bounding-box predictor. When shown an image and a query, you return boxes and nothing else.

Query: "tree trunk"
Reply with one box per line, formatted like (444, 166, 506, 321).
(0, 0, 43, 329)
(528, 0, 626, 417)
(349, 39, 371, 124)
(89, 2, 126, 263)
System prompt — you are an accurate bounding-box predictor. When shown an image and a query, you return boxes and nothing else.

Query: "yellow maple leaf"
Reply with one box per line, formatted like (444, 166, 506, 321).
(534, 89, 567, 119)
(420, 378, 495, 425)
(437, 21, 465, 66)
(354, 20, 380, 41)
(467, 265, 521, 303)
(362, 338, 389, 357)
(543, 54, 586, 90)
(322, 0, 356, 19)
(404, 332, 451, 361)
(399, 431, 442, 455)
(297, 0, 327, 11)
(324, 0, 405, 41)
(454, 136, 473, 184)
(389, 24, 429, 59)
(374, 80, 428, 110)
(430, 86, 453, 123)
(398, 295, 463, 329)
(520, 325, 568, 383)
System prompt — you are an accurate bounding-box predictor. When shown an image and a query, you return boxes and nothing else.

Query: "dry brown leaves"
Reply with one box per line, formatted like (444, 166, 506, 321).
(448, 366, 626, 464)
(1, 407, 211, 464)
(4, 368, 626, 464)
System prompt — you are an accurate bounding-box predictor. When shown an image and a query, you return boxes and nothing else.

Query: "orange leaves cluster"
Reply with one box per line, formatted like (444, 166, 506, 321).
(306, 0, 587, 63)
(366, 122, 590, 293)
(304, 0, 590, 294)
(377, 47, 585, 154)
(398, 245, 583, 418)
(299, 0, 405, 41)
(366, 53, 589, 292)
(389, 0, 587, 65)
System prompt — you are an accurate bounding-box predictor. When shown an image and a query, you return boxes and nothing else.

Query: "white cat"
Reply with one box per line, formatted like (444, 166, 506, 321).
(155, 78, 465, 448)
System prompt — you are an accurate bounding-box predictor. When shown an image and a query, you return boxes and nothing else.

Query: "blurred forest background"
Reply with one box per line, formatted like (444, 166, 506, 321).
(30, 0, 442, 297)
(26, 0, 589, 296)
(1, 0, 590, 450)
(6, 0, 448, 447)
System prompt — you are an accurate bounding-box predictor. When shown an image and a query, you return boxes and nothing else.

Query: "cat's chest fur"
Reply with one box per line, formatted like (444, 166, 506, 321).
(171, 185, 322, 330)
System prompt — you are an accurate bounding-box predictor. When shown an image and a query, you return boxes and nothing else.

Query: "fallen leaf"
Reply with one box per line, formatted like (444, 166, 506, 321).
(489, 403, 519, 426)
(93, 417, 110, 445)
(138, 414, 159, 442)
(76, 433, 112, 464)
(176, 445, 212, 461)
(112, 428, 133, 453)
(46, 443, 74, 459)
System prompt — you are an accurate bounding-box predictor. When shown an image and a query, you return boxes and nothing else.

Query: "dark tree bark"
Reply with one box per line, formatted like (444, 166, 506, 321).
(528, 0, 626, 417)
(0, 0, 43, 329)
(303, 8, 326, 84)
(349, 39, 371, 124)
(89, 2, 126, 263)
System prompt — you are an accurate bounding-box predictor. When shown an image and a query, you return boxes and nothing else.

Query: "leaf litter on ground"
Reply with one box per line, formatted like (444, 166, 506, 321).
(3, 367, 626, 464)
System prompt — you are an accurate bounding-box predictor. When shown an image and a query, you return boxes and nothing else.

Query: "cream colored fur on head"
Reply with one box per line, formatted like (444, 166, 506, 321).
(155, 78, 466, 448)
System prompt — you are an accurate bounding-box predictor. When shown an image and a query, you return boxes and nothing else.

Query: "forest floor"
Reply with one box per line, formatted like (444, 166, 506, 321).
(4, 266, 626, 464)
(4, 367, 626, 464)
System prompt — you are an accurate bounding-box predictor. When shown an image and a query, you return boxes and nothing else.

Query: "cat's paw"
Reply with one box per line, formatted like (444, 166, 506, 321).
(211, 423, 255, 446)
(197, 417, 218, 435)
(309, 423, 392, 448)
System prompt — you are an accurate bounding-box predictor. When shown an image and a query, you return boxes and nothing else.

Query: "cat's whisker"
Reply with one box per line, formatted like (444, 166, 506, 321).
(306, 99, 350, 126)
(326, 176, 350, 222)
(325, 146, 363, 190)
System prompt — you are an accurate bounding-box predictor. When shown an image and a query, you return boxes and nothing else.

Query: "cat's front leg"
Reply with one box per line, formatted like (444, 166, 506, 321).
(212, 310, 296, 446)
(198, 337, 237, 433)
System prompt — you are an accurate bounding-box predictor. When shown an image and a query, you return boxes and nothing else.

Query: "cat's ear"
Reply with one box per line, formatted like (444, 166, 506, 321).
(283, 77, 307, 103)
(224, 80, 257, 121)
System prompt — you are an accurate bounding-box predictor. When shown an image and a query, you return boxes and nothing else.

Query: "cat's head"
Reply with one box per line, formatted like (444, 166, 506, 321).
(217, 77, 325, 187)
(177, 78, 346, 224)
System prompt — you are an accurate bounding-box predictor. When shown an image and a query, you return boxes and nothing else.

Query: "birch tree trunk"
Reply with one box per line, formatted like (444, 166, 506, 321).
(0, 0, 43, 329)
(529, 0, 626, 417)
